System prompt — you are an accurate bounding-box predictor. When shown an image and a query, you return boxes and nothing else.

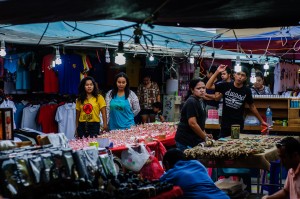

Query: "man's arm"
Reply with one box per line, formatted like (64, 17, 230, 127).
(261, 189, 288, 199)
(248, 103, 268, 127)
(206, 64, 227, 89)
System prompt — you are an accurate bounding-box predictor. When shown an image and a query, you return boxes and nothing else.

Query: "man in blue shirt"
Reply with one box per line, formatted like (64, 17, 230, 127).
(160, 148, 229, 199)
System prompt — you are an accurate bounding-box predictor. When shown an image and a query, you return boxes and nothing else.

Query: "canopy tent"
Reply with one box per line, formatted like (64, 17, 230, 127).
(196, 27, 300, 60)
(0, 0, 300, 29)
(0, 20, 263, 60)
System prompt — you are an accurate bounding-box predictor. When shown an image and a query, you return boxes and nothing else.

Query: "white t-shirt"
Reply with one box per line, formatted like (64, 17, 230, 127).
(55, 103, 76, 140)
(21, 104, 40, 130)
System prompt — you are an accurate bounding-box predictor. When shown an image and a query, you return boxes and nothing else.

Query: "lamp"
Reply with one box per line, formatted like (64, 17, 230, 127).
(0, 40, 6, 57)
(250, 68, 256, 83)
(189, 56, 195, 64)
(234, 56, 241, 72)
(55, 47, 62, 65)
(149, 54, 154, 61)
(263, 61, 269, 70)
(105, 47, 110, 63)
(115, 41, 126, 65)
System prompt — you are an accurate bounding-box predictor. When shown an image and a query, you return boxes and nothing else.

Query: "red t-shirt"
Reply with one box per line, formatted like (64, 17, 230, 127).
(42, 54, 59, 93)
(37, 104, 59, 133)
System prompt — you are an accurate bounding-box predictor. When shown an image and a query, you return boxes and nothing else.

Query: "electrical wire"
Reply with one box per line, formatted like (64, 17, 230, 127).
(36, 22, 49, 46)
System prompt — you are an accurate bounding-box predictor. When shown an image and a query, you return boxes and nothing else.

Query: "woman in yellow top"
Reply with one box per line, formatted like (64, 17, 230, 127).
(76, 76, 107, 138)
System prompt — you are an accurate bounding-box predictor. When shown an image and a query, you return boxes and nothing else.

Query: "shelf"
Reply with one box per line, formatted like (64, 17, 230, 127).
(289, 108, 300, 109)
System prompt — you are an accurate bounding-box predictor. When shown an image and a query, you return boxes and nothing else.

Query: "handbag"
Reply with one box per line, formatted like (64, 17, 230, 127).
(121, 144, 150, 172)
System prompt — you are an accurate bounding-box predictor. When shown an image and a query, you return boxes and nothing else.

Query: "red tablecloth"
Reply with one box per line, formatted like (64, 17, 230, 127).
(110, 133, 175, 160)
(151, 186, 183, 199)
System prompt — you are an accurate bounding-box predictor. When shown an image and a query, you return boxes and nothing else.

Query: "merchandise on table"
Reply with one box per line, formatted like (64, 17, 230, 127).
(69, 123, 177, 150)
(185, 135, 283, 159)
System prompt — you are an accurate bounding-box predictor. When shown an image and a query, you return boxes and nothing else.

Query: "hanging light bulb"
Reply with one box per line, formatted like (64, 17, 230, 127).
(52, 60, 56, 68)
(263, 61, 269, 70)
(149, 54, 154, 61)
(0, 40, 6, 57)
(250, 68, 256, 83)
(55, 47, 62, 65)
(234, 56, 241, 72)
(105, 47, 110, 63)
(115, 41, 126, 65)
(189, 56, 195, 64)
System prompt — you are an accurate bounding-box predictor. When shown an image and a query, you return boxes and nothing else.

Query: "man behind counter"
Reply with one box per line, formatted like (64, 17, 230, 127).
(206, 64, 268, 138)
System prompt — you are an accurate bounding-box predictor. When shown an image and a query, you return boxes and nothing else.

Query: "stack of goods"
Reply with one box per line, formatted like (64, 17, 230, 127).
(185, 135, 283, 159)
(0, 144, 175, 199)
(69, 123, 177, 150)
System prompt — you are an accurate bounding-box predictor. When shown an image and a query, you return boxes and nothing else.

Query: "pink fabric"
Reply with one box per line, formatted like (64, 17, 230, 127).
(284, 162, 300, 198)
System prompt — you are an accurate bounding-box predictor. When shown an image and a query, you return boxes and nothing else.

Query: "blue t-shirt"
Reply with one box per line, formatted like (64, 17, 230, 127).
(160, 160, 229, 199)
(55, 54, 84, 94)
(109, 95, 135, 130)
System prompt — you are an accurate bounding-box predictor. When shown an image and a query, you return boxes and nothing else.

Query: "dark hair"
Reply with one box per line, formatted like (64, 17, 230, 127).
(78, 76, 99, 104)
(208, 65, 217, 74)
(185, 78, 205, 100)
(224, 67, 232, 75)
(142, 74, 151, 79)
(255, 71, 264, 79)
(163, 148, 186, 168)
(276, 137, 300, 157)
(240, 66, 249, 77)
(152, 102, 162, 110)
(110, 72, 130, 99)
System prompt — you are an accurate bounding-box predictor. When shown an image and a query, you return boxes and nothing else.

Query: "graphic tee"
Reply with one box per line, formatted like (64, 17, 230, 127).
(215, 82, 253, 129)
(76, 95, 106, 123)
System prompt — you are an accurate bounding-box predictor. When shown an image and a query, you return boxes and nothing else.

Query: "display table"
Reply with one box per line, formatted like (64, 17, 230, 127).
(185, 134, 282, 171)
(151, 186, 183, 199)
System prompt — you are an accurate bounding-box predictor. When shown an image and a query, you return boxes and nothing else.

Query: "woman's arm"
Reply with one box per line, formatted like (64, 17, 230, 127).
(188, 117, 207, 140)
(129, 91, 141, 116)
(100, 107, 108, 131)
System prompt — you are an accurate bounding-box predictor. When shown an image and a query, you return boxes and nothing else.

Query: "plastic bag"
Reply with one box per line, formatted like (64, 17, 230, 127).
(140, 155, 164, 180)
(121, 144, 150, 172)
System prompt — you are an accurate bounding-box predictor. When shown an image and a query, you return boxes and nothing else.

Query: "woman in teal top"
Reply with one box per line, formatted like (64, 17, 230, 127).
(105, 72, 140, 130)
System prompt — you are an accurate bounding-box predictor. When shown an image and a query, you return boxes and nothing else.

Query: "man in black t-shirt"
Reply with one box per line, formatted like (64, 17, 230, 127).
(206, 65, 268, 138)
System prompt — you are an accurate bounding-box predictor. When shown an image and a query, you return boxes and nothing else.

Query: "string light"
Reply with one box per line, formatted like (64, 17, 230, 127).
(105, 46, 110, 63)
(250, 68, 256, 83)
(189, 56, 195, 64)
(55, 46, 62, 65)
(115, 41, 126, 65)
(234, 56, 241, 72)
(0, 40, 6, 57)
(149, 54, 154, 61)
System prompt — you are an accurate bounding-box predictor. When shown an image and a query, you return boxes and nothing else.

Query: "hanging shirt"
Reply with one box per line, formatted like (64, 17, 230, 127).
(108, 94, 135, 130)
(42, 54, 59, 93)
(37, 104, 59, 133)
(21, 104, 41, 130)
(55, 102, 76, 140)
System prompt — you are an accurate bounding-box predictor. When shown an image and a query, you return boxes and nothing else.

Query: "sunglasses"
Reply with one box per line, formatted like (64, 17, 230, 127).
(275, 142, 286, 148)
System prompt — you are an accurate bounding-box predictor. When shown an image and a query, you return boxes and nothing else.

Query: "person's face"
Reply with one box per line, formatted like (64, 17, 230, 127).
(254, 77, 263, 89)
(234, 72, 247, 85)
(117, 77, 127, 91)
(85, 80, 94, 94)
(143, 77, 151, 85)
(191, 81, 206, 98)
(221, 71, 230, 81)
(278, 147, 294, 170)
